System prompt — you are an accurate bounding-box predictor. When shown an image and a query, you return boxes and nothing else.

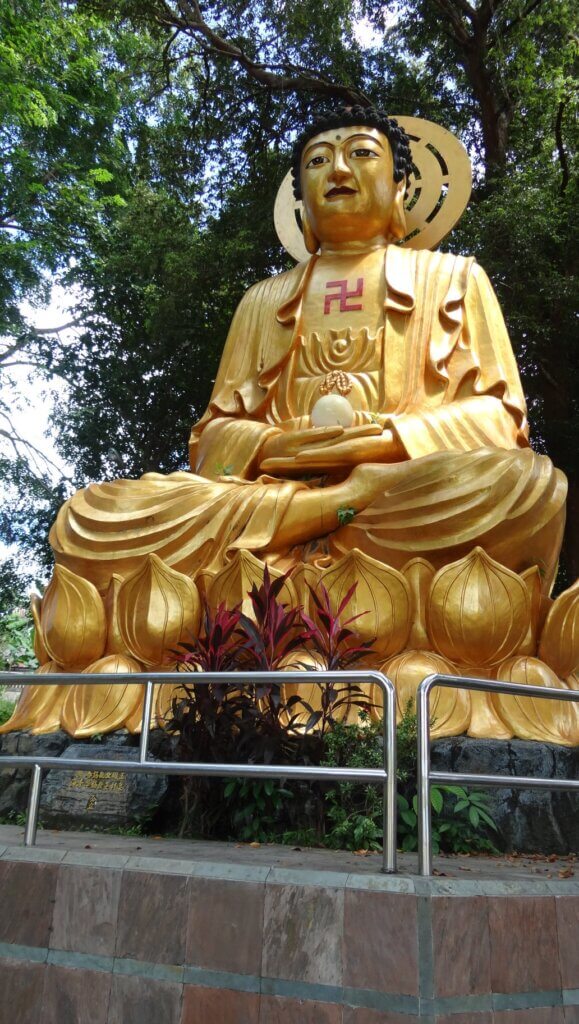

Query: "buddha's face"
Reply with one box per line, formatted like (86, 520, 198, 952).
(300, 125, 405, 248)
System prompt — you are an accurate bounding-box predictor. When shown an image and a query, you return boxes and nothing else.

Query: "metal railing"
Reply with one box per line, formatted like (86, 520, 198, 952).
(416, 674, 579, 876)
(0, 670, 398, 873)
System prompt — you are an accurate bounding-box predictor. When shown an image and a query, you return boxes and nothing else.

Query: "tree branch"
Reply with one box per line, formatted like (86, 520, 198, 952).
(555, 99, 570, 195)
(159, 0, 370, 104)
(501, 0, 548, 36)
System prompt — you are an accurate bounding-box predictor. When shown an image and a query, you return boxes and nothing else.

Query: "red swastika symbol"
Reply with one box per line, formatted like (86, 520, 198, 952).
(323, 278, 364, 315)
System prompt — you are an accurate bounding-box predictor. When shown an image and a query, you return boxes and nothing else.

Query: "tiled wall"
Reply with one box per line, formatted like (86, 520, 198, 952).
(0, 846, 577, 1023)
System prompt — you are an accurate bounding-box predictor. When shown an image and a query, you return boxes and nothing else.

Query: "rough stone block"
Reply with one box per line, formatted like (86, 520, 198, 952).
(115, 869, 189, 965)
(42, 964, 110, 1024)
(181, 985, 260, 1023)
(39, 735, 167, 831)
(186, 877, 264, 975)
(343, 889, 418, 995)
(555, 894, 579, 989)
(431, 737, 579, 855)
(0, 859, 58, 946)
(51, 863, 122, 956)
(431, 895, 491, 997)
(108, 973, 182, 1024)
(488, 895, 561, 993)
(262, 882, 344, 986)
(0, 959, 46, 1024)
(0, 730, 69, 815)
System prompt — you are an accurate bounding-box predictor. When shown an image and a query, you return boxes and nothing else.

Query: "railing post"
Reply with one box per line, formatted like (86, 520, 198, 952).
(24, 764, 42, 847)
(139, 680, 155, 763)
(382, 677, 397, 874)
(417, 677, 433, 876)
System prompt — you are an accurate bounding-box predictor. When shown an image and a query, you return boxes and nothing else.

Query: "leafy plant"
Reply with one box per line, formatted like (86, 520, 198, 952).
(166, 573, 378, 838)
(397, 786, 498, 855)
(0, 610, 36, 671)
(240, 566, 313, 672)
(223, 777, 293, 842)
(320, 714, 384, 850)
(297, 581, 376, 734)
(0, 694, 15, 727)
(337, 506, 356, 526)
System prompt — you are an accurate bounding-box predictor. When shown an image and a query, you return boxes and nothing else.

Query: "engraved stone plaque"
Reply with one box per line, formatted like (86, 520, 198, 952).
(39, 735, 168, 830)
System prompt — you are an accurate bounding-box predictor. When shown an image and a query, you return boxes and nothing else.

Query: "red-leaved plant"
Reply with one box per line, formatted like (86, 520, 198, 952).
(166, 573, 377, 835)
(297, 582, 377, 732)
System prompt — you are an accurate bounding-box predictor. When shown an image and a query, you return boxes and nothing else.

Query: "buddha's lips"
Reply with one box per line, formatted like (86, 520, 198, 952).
(325, 186, 357, 198)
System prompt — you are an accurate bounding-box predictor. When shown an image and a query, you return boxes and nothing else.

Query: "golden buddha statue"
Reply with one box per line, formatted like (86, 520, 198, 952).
(4, 106, 578, 744)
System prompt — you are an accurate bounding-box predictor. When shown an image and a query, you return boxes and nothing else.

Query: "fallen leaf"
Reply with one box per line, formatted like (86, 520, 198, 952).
(249, 841, 260, 848)
(558, 867, 574, 879)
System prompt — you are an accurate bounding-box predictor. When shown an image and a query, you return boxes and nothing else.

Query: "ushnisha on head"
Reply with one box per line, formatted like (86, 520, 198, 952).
(291, 106, 415, 253)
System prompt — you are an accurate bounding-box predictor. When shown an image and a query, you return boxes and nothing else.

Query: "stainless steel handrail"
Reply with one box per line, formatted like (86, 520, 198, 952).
(416, 673, 579, 876)
(0, 669, 398, 872)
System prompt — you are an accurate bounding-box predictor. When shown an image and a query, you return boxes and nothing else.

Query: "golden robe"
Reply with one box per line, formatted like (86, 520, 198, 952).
(49, 246, 566, 593)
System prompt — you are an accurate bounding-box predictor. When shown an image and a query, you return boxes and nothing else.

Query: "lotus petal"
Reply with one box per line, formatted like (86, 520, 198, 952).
(0, 662, 69, 734)
(118, 554, 200, 667)
(320, 549, 410, 656)
(427, 547, 529, 668)
(103, 574, 126, 655)
(378, 650, 470, 738)
(467, 679, 514, 740)
(41, 565, 106, 669)
(30, 593, 49, 665)
(402, 559, 435, 651)
(61, 654, 144, 738)
(494, 656, 579, 746)
(538, 578, 579, 679)
(208, 549, 297, 619)
(290, 563, 320, 618)
(194, 568, 217, 602)
(518, 566, 542, 656)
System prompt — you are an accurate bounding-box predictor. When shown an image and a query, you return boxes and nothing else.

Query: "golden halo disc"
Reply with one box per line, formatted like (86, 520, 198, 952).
(273, 115, 472, 261)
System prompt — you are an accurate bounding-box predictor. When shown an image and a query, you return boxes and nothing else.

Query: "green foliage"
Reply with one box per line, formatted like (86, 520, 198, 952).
(337, 506, 357, 526)
(223, 778, 293, 843)
(321, 715, 384, 850)
(320, 708, 498, 854)
(0, 609, 36, 671)
(0, 696, 15, 726)
(397, 787, 498, 856)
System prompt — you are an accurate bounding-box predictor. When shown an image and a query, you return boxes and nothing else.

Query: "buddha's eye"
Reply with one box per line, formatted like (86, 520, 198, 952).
(351, 148, 379, 159)
(305, 154, 329, 169)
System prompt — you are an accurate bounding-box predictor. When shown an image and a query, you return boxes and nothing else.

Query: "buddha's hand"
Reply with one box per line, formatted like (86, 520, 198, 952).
(259, 425, 346, 472)
(259, 423, 398, 473)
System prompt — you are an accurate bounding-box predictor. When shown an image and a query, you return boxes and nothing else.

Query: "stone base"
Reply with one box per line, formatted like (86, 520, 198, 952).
(0, 731, 577, 853)
(0, 827, 576, 1023)
(0, 731, 175, 832)
(432, 736, 579, 855)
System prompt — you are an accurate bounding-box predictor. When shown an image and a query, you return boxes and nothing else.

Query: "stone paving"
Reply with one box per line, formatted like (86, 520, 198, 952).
(0, 823, 575, 886)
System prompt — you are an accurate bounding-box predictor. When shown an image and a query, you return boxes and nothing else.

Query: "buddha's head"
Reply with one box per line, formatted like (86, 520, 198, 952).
(291, 106, 413, 253)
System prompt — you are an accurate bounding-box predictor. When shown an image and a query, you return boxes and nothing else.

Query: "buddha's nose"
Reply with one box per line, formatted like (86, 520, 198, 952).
(329, 151, 351, 183)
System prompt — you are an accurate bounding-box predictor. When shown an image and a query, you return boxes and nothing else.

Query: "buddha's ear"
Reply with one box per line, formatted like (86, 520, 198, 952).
(388, 179, 407, 242)
(301, 207, 320, 254)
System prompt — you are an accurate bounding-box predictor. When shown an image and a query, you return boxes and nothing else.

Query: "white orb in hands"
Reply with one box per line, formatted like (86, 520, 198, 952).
(311, 394, 355, 428)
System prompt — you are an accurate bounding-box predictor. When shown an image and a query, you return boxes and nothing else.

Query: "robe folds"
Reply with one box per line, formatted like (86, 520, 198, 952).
(50, 246, 567, 593)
